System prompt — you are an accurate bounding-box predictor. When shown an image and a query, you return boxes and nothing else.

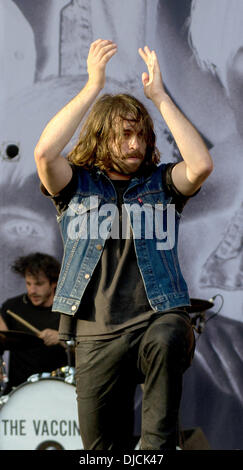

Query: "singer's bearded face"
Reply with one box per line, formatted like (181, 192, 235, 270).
(109, 118, 147, 175)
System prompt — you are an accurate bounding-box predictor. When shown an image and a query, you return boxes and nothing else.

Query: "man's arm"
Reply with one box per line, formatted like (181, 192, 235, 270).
(34, 39, 117, 196)
(138, 46, 213, 195)
(0, 316, 8, 331)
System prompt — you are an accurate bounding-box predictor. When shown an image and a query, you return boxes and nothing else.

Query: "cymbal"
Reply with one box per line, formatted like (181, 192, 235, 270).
(187, 298, 214, 313)
(0, 330, 43, 352)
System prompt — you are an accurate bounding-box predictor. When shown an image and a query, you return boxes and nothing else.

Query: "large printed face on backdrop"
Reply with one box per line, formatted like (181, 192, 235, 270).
(0, 2, 59, 302)
(0, 169, 63, 302)
(1, 0, 242, 454)
(1, 0, 242, 320)
(0, 0, 172, 305)
(175, 0, 243, 321)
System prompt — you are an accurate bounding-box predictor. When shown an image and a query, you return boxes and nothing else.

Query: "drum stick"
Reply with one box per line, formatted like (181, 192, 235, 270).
(6, 310, 41, 335)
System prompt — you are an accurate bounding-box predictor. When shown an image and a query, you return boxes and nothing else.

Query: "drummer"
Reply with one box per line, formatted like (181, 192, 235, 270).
(0, 252, 67, 394)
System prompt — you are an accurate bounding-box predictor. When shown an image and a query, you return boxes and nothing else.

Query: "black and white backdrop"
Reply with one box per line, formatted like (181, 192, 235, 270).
(1, 0, 243, 450)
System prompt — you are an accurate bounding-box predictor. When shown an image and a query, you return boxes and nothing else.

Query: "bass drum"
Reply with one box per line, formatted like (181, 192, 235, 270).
(0, 376, 83, 450)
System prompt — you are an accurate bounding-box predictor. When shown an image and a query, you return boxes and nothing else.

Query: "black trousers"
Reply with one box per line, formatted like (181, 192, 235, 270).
(75, 311, 195, 450)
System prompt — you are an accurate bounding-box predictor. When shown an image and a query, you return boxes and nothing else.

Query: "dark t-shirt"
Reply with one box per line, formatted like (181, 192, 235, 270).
(49, 164, 197, 340)
(1, 294, 67, 391)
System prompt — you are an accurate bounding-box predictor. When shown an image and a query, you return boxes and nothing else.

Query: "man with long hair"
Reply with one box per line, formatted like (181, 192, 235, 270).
(34, 39, 213, 450)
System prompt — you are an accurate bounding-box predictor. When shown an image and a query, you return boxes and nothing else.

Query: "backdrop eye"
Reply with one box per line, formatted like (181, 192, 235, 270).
(1, 142, 20, 161)
(1, 218, 46, 241)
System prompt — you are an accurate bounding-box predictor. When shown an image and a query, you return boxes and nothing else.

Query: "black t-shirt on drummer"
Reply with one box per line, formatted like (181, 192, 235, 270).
(0, 294, 67, 393)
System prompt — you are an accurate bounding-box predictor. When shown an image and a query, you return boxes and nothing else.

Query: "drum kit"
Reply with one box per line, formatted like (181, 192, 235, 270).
(0, 298, 214, 450)
(0, 325, 82, 450)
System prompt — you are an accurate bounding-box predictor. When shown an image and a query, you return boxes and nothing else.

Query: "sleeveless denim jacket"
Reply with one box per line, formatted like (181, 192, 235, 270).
(52, 164, 190, 315)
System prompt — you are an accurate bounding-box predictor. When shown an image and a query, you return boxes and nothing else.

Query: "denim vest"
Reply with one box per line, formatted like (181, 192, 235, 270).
(52, 164, 190, 315)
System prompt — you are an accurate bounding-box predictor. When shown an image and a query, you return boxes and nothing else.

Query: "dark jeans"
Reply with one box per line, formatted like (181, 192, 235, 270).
(75, 312, 195, 450)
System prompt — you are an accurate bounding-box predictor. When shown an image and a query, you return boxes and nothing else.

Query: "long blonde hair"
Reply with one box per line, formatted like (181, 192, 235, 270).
(68, 93, 160, 173)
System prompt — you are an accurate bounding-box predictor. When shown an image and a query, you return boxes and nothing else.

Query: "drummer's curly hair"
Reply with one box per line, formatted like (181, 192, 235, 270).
(11, 252, 60, 284)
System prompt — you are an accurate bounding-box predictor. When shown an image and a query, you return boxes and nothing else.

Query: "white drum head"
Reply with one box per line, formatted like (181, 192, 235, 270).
(0, 378, 83, 450)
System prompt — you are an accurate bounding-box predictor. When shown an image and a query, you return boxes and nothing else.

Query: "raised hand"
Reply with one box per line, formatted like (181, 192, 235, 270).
(138, 46, 165, 102)
(87, 39, 117, 89)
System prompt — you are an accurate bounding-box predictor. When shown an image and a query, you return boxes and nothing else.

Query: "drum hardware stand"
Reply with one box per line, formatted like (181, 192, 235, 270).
(65, 339, 75, 367)
(190, 312, 206, 335)
(191, 294, 224, 337)
(0, 351, 8, 396)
